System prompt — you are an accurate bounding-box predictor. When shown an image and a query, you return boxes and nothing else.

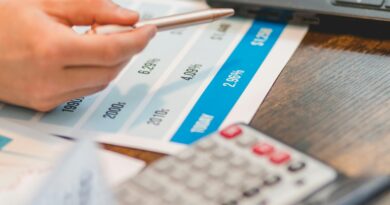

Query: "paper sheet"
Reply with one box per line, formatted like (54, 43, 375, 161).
(0, 120, 145, 205)
(0, 0, 308, 154)
(0, 152, 144, 205)
(30, 140, 116, 205)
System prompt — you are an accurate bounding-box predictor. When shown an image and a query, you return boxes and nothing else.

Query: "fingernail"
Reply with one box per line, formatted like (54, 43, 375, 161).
(146, 25, 158, 38)
(142, 25, 157, 39)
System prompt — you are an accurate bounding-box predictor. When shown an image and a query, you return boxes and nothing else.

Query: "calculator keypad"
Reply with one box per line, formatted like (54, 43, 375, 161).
(115, 124, 337, 205)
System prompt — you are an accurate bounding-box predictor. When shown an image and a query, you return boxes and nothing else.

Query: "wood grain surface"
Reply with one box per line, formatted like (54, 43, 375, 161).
(252, 18, 390, 177)
(104, 17, 390, 204)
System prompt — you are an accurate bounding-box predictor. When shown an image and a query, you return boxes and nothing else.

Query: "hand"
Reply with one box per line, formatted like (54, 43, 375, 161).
(0, 0, 157, 111)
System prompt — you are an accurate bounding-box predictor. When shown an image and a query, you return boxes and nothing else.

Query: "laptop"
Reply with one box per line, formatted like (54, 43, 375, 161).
(207, 0, 390, 23)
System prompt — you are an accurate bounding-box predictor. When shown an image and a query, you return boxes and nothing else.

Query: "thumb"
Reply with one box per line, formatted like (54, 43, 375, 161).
(89, 0, 139, 25)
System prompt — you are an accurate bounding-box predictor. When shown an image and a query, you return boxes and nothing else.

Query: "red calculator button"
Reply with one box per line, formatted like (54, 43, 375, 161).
(220, 125, 242, 139)
(252, 143, 275, 155)
(270, 151, 291, 164)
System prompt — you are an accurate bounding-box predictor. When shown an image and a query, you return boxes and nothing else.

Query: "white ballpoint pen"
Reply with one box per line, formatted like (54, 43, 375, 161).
(93, 8, 235, 34)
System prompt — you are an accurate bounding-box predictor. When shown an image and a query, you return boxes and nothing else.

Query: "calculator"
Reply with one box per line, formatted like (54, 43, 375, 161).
(115, 123, 339, 205)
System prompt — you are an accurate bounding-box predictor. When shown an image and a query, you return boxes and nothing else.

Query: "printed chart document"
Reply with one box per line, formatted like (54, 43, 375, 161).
(0, 0, 308, 154)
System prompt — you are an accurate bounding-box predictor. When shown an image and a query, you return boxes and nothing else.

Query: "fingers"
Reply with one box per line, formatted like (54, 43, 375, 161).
(61, 61, 128, 90)
(90, 1, 139, 25)
(62, 25, 157, 66)
(39, 0, 139, 26)
(60, 85, 108, 104)
(36, 85, 108, 112)
(23, 62, 127, 112)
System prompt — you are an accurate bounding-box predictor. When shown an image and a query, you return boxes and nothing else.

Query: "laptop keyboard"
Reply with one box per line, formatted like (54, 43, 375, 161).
(208, 0, 390, 22)
(334, 0, 390, 10)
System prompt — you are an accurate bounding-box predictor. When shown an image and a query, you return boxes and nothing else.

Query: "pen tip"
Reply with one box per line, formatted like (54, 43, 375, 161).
(212, 8, 235, 19)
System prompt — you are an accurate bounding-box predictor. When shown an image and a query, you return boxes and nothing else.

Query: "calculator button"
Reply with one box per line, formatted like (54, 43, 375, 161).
(120, 196, 143, 205)
(269, 151, 291, 164)
(288, 161, 306, 172)
(253, 143, 275, 155)
(117, 189, 142, 205)
(186, 174, 205, 190)
(242, 178, 261, 191)
(236, 134, 257, 147)
(202, 184, 222, 200)
(295, 178, 306, 187)
(243, 187, 260, 197)
(212, 147, 232, 159)
(170, 168, 189, 181)
(162, 192, 182, 204)
(208, 162, 228, 178)
(225, 173, 244, 187)
(134, 177, 163, 193)
(246, 164, 267, 177)
(140, 199, 153, 205)
(219, 190, 241, 204)
(176, 149, 195, 161)
(230, 155, 249, 167)
(222, 201, 238, 205)
(152, 159, 174, 173)
(258, 199, 269, 205)
(192, 156, 211, 170)
(263, 175, 281, 186)
(145, 183, 164, 194)
(220, 125, 242, 139)
(195, 138, 216, 150)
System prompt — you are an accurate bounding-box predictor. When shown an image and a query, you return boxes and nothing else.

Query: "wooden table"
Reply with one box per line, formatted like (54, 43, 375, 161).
(104, 17, 390, 204)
